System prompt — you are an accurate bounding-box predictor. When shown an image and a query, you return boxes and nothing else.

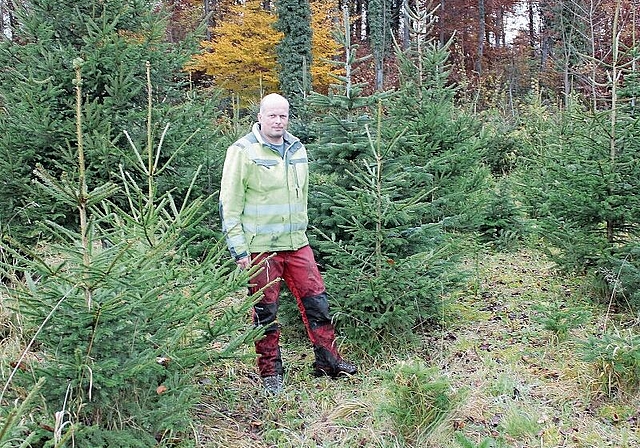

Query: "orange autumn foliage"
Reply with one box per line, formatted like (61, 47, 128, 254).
(186, 0, 282, 104)
(186, 0, 341, 103)
(310, 0, 343, 93)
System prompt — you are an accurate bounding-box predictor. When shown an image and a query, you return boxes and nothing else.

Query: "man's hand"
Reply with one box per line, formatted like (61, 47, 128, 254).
(236, 256, 251, 270)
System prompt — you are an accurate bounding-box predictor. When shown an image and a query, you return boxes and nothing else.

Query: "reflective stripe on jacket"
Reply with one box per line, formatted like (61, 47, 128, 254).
(219, 123, 309, 259)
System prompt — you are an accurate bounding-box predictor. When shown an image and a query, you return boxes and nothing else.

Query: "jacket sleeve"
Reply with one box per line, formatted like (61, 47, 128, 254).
(219, 144, 249, 259)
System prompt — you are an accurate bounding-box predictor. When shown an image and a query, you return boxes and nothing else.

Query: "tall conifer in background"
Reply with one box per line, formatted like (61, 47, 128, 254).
(275, 0, 313, 110)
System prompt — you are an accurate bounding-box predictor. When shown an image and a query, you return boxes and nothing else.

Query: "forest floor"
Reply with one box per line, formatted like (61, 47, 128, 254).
(196, 248, 640, 448)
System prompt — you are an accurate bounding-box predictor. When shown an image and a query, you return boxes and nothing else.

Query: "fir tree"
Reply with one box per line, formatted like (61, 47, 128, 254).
(520, 103, 640, 266)
(388, 5, 490, 230)
(0, 0, 215, 245)
(311, 109, 463, 343)
(0, 62, 258, 446)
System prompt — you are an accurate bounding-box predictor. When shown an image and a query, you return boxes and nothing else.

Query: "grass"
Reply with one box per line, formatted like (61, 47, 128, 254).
(2, 248, 640, 447)
(195, 248, 640, 447)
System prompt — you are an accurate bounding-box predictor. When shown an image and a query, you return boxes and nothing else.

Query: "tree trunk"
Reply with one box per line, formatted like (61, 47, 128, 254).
(402, 0, 410, 49)
(375, 58, 384, 90)
(354, 0, 364, 40)
(476, 0, 485, 76)
(439, 0, 445, 47)
(0, 0, 4, 38)
(587, 0, 599, 111)
(496, 5, 505, 47)
(1, 0, 16, 40)
(605, 0, 621, 243)
(560, 3, 575, 110)
(203, 0, 211, 39)
(528, 0, 535, 48)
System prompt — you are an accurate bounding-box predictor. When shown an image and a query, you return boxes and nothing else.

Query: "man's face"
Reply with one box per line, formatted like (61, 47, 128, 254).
(258, 101, 289, 144)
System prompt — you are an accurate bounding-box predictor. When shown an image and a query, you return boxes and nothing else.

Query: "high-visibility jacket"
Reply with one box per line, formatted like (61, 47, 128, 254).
(219, 123, 309, 260)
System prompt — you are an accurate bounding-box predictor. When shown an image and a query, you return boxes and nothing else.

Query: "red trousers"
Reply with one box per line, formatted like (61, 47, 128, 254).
(250, 245, 341, 377)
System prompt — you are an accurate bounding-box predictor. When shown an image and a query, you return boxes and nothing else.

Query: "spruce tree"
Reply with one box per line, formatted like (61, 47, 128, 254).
(0, 63, 258, 446)
(305, 6, 386, 247)
(304, 9, 462, 344)
(368, 0, 392, 90)
(520, 102, 640, 270)
(388, 6, 490, 231)
(306, 7, 385, 176)
(310, 110, 462, 344)
(274, 0, 313, 110)
(0, 0, 216, 245)
(516, 35, 640, 308)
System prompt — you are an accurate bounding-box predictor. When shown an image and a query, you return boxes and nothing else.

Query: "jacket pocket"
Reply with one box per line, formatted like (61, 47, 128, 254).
(254, 159, 278, 168)
(252, 158, 283, 190)
(289, 158, 307, 191)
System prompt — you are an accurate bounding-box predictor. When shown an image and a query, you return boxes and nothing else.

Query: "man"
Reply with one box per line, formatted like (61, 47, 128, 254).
(219, 93, 357, 394)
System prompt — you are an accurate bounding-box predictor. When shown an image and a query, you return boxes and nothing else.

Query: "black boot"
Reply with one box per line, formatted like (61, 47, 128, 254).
(312, 346, 358, 378)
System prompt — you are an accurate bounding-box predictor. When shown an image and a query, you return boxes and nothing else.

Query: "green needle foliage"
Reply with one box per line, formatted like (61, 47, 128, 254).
(475, 179, 530, 251)
(305, 6, 385, 178)
(0, 63, 258, 446)
(454, 431, 502, 448)
(312, 109, 463, 344)
(0, 379, 44, 448)
(0, 0, 214, 246)
(304, 9, 465, 344)
(516, 56, 640, 309)
(388, 12, 491, 232)
(578, 328, 640, 398)
(275, 0, 312, 108)
(520, 103, 640, 308)
(532, 301, 591, 342)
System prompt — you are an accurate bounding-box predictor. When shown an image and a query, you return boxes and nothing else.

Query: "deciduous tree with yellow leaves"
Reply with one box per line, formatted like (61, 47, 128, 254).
(186, 0, 341, 105)
(310, 0, 342, 94)
(186, 0, 282, 104)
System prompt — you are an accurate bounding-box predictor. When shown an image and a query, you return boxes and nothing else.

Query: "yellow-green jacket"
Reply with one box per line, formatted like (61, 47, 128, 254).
(219, 123, 309, 260)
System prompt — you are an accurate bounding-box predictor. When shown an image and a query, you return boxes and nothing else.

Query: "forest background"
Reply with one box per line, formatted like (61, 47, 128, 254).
(0, 0, 640, 447)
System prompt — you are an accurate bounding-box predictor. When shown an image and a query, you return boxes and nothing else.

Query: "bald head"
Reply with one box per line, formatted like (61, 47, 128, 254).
(258, 93, 290, 145)
(259, 93, 289, 114)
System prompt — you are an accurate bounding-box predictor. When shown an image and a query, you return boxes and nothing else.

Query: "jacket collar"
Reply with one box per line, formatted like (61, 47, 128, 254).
(252, 122, 300, 152)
